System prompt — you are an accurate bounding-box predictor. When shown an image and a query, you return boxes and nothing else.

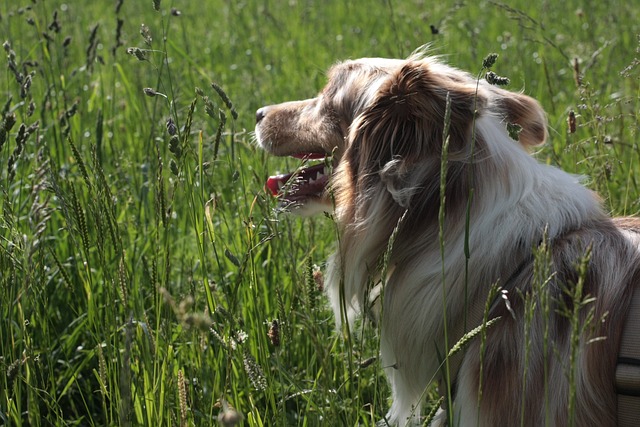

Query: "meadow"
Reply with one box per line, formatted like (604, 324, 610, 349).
(0, 0, 639, 425)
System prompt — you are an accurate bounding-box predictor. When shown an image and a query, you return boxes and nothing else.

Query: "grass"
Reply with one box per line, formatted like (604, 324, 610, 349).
(0, 0, 639, 425)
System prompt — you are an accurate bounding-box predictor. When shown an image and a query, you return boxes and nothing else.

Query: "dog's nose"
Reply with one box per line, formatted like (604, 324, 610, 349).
(256, 107, 267, 124)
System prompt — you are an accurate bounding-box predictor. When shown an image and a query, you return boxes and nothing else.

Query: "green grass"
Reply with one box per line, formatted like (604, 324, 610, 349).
(0, 1, 639, 425)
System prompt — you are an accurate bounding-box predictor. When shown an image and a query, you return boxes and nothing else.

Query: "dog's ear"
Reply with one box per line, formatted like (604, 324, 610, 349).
(491, 88, 548, 147)
(347, 61, 477, 207)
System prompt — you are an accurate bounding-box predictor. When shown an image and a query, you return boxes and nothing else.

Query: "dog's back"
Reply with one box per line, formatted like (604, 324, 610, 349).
(454, 217, 640, 427)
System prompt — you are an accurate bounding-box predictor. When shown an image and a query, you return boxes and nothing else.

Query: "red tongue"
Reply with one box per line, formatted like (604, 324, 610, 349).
(265, 163, 326, 197)
(266, 175, 285, 196)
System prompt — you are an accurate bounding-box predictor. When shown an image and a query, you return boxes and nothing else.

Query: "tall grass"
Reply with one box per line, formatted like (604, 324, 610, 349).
(0, 1, 638, 426)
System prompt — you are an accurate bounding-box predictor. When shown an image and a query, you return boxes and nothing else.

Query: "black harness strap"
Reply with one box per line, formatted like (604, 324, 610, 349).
(617, 287, 640, 426)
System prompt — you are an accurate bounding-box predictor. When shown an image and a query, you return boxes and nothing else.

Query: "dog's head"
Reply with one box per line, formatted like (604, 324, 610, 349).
(255, 54, 547, 218)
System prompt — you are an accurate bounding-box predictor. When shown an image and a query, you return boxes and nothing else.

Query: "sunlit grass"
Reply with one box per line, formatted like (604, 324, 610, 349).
(0, 1, 638, 425)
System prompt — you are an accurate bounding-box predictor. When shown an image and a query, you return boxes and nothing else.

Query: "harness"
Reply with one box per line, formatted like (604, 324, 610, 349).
(617, 288, 640, 426)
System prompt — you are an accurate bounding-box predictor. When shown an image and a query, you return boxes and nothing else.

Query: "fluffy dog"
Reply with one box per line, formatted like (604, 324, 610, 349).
(254, 52, 640, 426)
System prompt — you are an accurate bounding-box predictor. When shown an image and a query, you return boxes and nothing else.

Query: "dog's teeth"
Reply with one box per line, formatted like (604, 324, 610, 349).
(277, 181, 284, 190)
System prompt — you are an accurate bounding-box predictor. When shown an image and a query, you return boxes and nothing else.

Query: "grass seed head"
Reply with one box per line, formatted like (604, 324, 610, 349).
(211, 82, 238, 120)
(140, 24, 152, 46)
(0, 113, 17, 149)
(359, 356, 377, 369)
(126, 47, 147, 61)
(6, 357, 23, 387)
(166, 117, 177, 135)
(20, 73, 32, 98)
(48, 10, 61, 33)
(267, 319, 280, 346)
(112, 20, 124, 55)
(143, 87, 158, 97)
(568, 110, 577, 134)
(482, 53, 499, 69)
(169, 135, 181, 158)
(313, 266, 324, 291)
(169, 159, 180, 176)
(97, 344, 107, 395)
(242, 349, 267, 391)
(573, 57, 582, 87)
(178, 369, 188, 426)
(85, 24, 100, 70)
(485, 70, 510, 86)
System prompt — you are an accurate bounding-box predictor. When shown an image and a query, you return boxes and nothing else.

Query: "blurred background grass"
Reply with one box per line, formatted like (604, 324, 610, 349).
(0, 0, 638, 425)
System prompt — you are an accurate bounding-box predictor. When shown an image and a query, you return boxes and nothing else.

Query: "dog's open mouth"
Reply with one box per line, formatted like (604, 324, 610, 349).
(265, 152, 330, 206)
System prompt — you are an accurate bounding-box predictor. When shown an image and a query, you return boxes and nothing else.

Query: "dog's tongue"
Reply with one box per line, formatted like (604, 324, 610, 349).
(266, 163, 326, 197)
(266, 174, 287, 196)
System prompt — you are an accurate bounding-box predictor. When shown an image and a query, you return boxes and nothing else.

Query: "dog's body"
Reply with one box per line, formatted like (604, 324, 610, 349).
(255, 52, 640, 426)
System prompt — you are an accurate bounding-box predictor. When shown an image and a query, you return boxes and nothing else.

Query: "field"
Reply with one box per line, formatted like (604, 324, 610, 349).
(1, 0, 639, 425)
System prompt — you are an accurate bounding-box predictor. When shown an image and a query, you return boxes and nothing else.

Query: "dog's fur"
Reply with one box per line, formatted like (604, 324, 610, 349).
(255, 52, 640, 426)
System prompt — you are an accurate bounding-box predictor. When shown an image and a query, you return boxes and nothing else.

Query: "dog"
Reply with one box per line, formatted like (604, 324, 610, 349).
(254, 51, 640, 426)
